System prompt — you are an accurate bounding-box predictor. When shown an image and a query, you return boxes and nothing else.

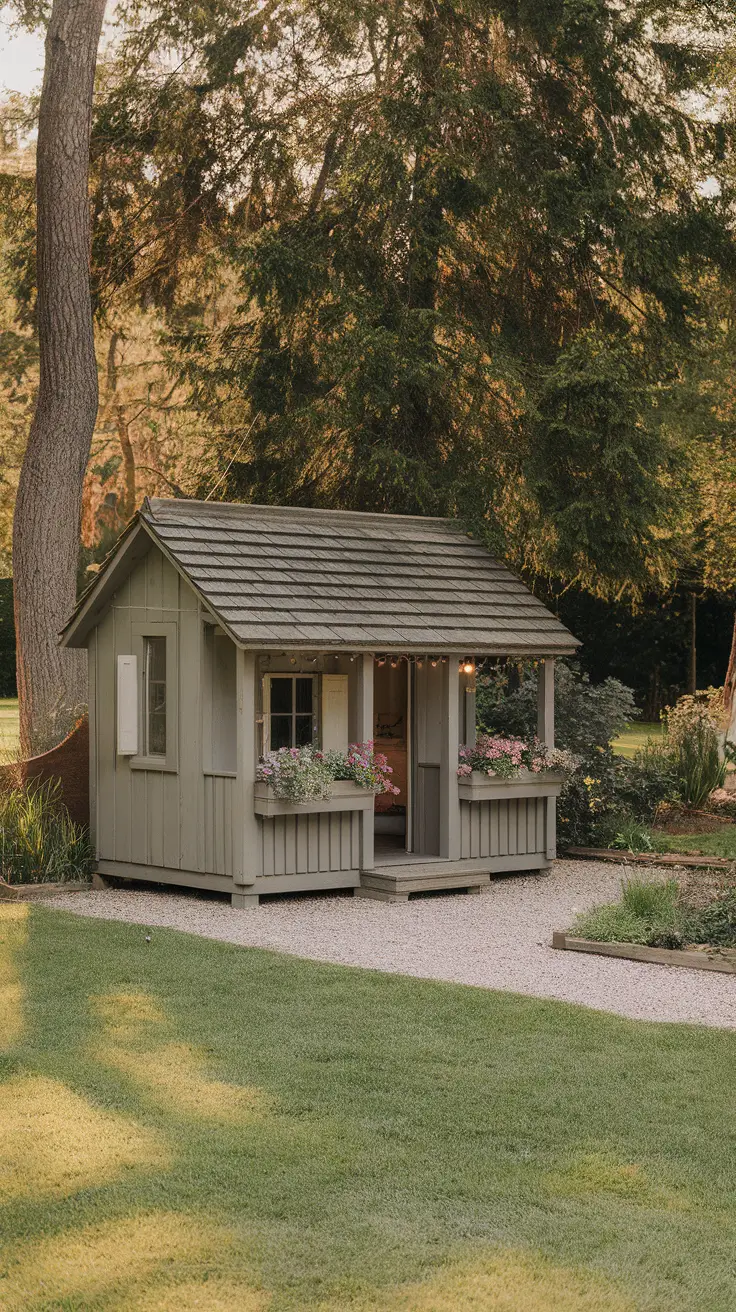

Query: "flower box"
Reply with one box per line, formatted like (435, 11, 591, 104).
(457, 769, 565, 803)
(253, 779, 376, 818)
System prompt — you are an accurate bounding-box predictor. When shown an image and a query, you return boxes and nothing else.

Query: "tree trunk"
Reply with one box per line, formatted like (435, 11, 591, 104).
(724, 611, 736, 745)
(688, 592, 697, 696)
(13, 0, 107, 755)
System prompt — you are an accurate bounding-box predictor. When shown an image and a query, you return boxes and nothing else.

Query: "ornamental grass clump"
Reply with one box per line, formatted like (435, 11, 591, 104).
(676, 719, 726, 810)
(0, 779, 93, 885)
(572, 879, 686, 950)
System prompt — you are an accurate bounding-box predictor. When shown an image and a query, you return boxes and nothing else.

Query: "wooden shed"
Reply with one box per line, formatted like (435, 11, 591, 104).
(62, 499, 579, 904)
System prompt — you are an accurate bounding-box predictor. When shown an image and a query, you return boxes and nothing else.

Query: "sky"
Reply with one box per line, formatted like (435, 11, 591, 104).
(0, 8, 44, 98)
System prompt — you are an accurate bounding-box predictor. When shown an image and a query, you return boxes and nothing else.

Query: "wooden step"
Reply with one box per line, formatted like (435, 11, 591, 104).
(358, 860, 493, 902)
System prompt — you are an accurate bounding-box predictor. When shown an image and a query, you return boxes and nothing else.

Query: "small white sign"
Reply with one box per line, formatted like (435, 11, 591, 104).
(117, 654, 138, 755)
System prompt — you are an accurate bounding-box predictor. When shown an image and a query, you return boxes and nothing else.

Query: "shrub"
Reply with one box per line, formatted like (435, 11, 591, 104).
(609, 820, 667, 855)
(477, 660, 637, 755)
(616, 741, 681, 821)
(664, 687, 727, 748)
(556, 746, 625, 846)
(683, 891, 736, 948)
(0, 779, 93, 885)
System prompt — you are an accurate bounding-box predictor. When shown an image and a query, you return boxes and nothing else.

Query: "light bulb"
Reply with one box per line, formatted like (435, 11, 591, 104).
(462, 661, 475, 675)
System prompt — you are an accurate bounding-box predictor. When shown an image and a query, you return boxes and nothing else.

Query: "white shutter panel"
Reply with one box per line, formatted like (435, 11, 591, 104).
(321, 674, 349, 752)
(117, 654, 138, 755)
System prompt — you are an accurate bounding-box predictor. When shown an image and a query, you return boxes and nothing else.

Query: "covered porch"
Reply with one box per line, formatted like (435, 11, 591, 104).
(244, 649, 559, 905)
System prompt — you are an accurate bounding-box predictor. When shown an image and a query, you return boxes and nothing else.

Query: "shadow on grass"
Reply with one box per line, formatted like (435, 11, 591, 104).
(1, 904, 735, 1310)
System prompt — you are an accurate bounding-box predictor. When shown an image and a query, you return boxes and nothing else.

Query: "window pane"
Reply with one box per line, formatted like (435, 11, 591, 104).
(295, 715, 313, 746)
(148, 712, 166, 757)
(270, 715, 292, 750)
(295, 677, 313, 714)
(145, 637, 166, 757)
(270, 678, 293, 714)
(147, 635, 166, 682)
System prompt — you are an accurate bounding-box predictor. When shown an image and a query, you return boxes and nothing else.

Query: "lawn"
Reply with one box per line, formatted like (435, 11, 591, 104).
(654, 828, 736, 860)
(2, 906, 736, 1310)
(0, 695, 19, 759)
(611, 722, 664, 760)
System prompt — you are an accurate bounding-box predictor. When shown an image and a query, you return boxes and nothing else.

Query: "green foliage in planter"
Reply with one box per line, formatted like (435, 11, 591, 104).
(0, 779, 93, 885)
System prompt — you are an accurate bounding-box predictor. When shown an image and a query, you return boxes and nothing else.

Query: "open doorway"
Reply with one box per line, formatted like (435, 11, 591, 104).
(373, 659, 409, 859)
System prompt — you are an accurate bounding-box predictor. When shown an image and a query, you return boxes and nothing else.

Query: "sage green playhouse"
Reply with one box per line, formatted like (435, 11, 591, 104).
(62, 499, 578, 904)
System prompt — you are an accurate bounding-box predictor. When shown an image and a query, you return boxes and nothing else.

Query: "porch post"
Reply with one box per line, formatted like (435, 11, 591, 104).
(439, 656, 461, 860)
(537, 658, 556, 861)
(233, 648, 260, 908)
(357, 653, 374, 870)
(537, 658, 555, 748)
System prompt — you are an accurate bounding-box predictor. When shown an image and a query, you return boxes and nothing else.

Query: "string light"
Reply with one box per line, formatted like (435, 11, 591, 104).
(462, 660, 475, 675)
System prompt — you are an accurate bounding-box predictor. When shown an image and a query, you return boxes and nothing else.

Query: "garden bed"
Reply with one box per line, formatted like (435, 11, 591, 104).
(560, 868, 736, 972)
(552, 930, 736, 974)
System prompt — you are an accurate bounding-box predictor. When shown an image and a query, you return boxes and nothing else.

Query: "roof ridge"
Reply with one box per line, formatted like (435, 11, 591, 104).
(143, 497, 463, 529)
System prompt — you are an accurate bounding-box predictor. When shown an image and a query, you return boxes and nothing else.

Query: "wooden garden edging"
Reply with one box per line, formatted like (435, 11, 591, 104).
(564, 845, 733, 869)
(0, 878, 91, 901)
(552, 931, 736, 974)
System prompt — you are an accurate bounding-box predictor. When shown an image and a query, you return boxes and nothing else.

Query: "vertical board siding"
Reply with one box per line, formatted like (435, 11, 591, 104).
(259, 811, 362, 877)
(95, 544, 240, 882)
(202, 774, 237, 876)
(460, 797, 549, 861)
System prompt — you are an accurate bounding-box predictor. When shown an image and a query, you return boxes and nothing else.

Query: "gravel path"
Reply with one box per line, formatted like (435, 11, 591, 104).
(45, 860, 736, 1028)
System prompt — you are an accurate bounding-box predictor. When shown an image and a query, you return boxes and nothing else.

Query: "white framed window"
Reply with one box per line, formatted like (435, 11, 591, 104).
(129, 621, 178, 771)
(143, 635, 167, 757)
(263, 674, 318, 751)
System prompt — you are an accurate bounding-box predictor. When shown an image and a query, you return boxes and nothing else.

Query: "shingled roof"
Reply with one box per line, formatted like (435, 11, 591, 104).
(63, 498, 578, 654)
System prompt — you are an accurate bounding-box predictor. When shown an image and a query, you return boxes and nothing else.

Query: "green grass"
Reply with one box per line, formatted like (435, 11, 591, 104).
(611, 721, 664, 760)
(0, 696, 19, 758)
(654, 828, 736, 860)
(2, 906, 736, 1310)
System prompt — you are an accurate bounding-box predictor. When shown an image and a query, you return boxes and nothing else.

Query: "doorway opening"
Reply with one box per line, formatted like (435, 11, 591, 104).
(373, 659, 409, 860)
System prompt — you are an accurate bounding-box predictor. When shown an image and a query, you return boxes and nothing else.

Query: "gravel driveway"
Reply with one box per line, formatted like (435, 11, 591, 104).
(46, 859, 736, 1028)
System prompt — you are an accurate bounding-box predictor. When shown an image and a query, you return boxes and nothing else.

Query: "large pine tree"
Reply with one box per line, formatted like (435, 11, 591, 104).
(87, 0, 736, 596)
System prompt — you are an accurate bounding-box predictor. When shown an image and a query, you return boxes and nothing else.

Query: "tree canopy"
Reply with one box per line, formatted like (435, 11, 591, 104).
(1, 0, 736, 642)
(67, 0, 736, 601)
